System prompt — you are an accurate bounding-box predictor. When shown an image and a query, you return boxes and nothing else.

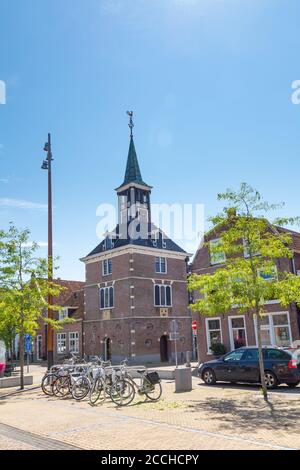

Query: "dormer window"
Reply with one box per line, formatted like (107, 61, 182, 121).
(104, 236, 114, 251)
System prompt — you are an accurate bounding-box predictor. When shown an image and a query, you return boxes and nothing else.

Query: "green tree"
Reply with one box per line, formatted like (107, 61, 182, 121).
(189, 183, 300, 399)
(0, 224, 68, 389)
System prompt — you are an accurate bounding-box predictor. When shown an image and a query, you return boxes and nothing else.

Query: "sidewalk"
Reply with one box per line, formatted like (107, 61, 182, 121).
(0, 373, 299, 450)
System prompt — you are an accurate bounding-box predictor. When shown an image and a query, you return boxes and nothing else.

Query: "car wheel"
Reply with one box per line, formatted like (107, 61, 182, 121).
(286, 382, 300, 388)
(202, 368, 216, 385)
(264, 371, 278, 389)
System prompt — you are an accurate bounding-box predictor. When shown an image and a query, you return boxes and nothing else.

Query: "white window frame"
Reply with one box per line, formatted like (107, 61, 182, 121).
(57, 333, 67, 354)
(102, 258, 112, 276)
(243, 237, 260, 258)
(209, 238, 226, 265)
(253, 311, 292, 347)
(69, 332, 79, 354)
(228, 315, 248, 350)
(59, 308, 68, 321)
(205, 317, 223, 354)
(257, 265, 278, 282)
(154, 284, 172, 307)
(99, 286, 114, 310)
(155, 257, 167, 274)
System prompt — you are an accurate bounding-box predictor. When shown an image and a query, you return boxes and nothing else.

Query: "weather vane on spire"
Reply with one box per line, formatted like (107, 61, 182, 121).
(127, 110, 134, 138)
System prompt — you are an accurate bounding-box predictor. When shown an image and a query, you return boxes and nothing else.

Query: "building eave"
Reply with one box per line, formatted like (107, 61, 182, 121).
(80, 244, 192, 264)
(115, 181, 153, 193)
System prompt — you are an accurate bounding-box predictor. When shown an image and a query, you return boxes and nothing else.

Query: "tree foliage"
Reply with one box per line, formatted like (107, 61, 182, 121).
(0, 224, 70, 387)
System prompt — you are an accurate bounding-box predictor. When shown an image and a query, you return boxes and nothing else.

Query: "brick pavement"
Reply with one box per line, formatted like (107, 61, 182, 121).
(0, 376, 299, 450)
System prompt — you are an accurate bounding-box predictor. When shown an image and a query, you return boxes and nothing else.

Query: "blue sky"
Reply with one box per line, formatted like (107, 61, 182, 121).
(0, 0, 300, 281)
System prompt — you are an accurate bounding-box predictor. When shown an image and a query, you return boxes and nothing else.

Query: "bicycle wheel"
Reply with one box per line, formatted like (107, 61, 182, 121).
(144, 382, 162, 401)
(41, 373, 57, 396)
(89, 378, 105, 406)
(55, 375, 71, 397)
(71, 376, 90, 401)
(110, 378, 135, 406)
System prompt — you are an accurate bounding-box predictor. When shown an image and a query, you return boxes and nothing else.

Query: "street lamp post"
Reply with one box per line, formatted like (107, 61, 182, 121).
(41, 133, 54, 369)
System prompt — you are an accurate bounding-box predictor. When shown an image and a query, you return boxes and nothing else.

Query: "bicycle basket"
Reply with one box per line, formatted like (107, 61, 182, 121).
(145, 372, 160, 385)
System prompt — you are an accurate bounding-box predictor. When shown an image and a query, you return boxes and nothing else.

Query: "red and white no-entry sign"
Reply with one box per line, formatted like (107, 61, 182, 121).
(192, 321, 197, 331)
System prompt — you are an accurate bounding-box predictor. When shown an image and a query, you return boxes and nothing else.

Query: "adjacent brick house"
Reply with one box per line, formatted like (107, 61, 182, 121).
(191, 226, 300, 363)
(34, 280, 84, 363)
(81, 132, 192, 364)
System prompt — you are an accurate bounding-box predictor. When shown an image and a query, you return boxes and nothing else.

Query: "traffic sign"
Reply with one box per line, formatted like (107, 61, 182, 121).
(25, 334, 31, 353)
(192, 321, 197, 331)
(169, 332, 180, 341)
(170, 319, 179, 333)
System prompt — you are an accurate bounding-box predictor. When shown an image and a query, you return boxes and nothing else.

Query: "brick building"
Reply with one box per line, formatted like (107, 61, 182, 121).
(81, 126, 192, 364)
(191, 227, 300, 363)
(34, 280, 84, 363)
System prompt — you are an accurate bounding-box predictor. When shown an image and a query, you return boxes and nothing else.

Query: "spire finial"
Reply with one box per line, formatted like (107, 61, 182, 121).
(127, 110, 134, 138)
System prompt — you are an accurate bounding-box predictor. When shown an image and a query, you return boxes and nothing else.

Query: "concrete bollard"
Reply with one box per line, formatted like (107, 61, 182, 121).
(175, 366, 192, 393)
(185, 351, 191, 368)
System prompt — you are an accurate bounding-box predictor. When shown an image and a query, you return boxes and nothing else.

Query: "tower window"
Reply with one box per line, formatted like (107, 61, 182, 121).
(154, 284, 172, 307)
(100, 286, 114, 309)
(102, 259, 112, 276)
(155, 257, 167, 273)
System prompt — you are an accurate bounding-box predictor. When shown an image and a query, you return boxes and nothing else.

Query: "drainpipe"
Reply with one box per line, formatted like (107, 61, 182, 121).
(292, 250, 297, 275)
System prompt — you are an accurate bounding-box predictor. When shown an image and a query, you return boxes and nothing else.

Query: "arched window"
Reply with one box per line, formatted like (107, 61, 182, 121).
(154, 284, 172, 307)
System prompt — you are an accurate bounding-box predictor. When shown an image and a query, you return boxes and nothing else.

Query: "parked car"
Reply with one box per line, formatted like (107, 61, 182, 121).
(198, 346, 300, 389)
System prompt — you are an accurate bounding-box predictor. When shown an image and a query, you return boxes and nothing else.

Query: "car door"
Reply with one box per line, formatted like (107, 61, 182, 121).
(216, 349, 245, 382)
(236, 349, 260, 382)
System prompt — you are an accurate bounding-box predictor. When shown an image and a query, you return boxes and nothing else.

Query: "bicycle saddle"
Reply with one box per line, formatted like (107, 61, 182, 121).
(137, 369, 146, 374)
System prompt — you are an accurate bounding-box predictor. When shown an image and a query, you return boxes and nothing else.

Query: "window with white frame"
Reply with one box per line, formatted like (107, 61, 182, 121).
(209, 239, 226, 265)
(100, 286, 114, 309)
(59, 308, 68, 321)
(206, 318, 222, 352)
(229, 316, 247, 349)
(155, 257, 167, 273)
(154, 284, 172, 307)
(102, 258, 112, 276)
(257, 265, 278, 281)
(69, 332, 79, 353)
(254, 312, 292, 347)
(57, 333, 67, 354)
(243, 237, 260, 258)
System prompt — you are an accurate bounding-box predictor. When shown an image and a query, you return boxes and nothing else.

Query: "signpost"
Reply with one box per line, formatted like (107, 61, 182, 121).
(169, 320, 179, 368)
(25, 334, 31, 374)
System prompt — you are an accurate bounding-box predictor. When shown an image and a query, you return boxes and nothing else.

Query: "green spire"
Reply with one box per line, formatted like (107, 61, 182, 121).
(122, 137, 148, 186)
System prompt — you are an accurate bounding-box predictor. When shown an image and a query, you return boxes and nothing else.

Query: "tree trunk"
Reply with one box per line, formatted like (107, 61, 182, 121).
(255, 312, 268, 400)
(19, 330, 24, 390)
